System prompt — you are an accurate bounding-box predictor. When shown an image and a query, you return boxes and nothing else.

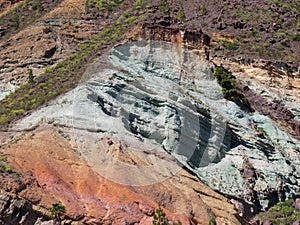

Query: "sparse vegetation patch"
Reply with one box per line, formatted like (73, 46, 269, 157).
(0, 0, 64, 40)
(0, 0, 148, 128)
(153, 206, 182, 225)
(258, 199, 300, 225)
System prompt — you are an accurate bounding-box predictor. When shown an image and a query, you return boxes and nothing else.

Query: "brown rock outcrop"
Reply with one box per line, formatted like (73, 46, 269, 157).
(129, 21, 210, 60)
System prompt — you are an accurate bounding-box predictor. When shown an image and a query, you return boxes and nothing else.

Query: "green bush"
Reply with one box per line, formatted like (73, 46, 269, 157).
(49, 202, 66, 217)
(0, 156, 6, 162)
(28, 69, 34, 84)
(135, 0, 145, 9)
(159, 0, 171, 16)
(12, 13, 20, 30)
(214, 66, 251, 108)
(250, 29, 258, 37)
(291, 34, 300, 41)
(5, 166, 14, 173)
(259, 199, 300, 225)
(11, 109, 25, 116)
(0, 164, 4, 173)
(224, 41, 239, 50)
(214, 66, 237, 98)
(0, 115, 11, 125)
(208, 217, 217, 225)
(178, 3, 186, 21)
(88, 0, 124, 11)
(201, 6, 207, 15)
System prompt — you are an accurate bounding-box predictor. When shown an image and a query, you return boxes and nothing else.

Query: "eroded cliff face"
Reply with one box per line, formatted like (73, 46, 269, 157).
(0, 126, 243, 225)
(129, 22, 211, 50)
(0, 40, 249, 225)
(6, 39, 299, 223)
(1, 2, 300, 223)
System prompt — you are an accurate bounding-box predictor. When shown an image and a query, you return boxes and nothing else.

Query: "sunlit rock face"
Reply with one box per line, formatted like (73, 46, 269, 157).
(16, 40, 300, 211)
(0, 82, 15, 101)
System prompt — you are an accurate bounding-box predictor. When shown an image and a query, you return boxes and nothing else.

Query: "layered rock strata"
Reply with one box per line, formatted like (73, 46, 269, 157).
(13, 41, 300, 216)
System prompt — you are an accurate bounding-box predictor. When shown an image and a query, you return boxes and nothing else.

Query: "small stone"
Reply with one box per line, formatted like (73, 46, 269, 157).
(62, 220, 73, 225)
(107, 139, 113, 145)
(293, 198, 300, 211)
(139, 203, 154, 216)
(250, 220, 260, 225)
(262, 221, 272, 225)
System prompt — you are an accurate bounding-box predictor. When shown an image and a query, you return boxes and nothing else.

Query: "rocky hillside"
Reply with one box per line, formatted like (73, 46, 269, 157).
(0, 0, 299, 224)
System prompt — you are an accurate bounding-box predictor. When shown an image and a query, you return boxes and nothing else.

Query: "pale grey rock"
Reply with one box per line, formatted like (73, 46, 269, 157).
(14, 40, 300, 211)
(0, 82, 16, 101)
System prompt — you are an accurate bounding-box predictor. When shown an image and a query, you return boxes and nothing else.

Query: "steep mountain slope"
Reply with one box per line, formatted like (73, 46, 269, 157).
(11, 38, 300, 222)
(0, 0, 299, 224)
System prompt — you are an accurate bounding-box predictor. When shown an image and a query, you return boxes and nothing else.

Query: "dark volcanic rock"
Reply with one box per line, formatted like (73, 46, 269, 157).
(233, 21, 246, 29)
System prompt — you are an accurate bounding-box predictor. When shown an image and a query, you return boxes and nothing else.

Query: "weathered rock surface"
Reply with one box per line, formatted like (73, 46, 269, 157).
(142, 0, 300, 68)
(0, 0, 103, 100)
(129, 22, 300, 140)
(12, 40, 300, 218)
(1, 0, 299, 224)
(0, 19, 103, 87)
(213, 58, 300, 140)
(0, 169, 54, 225)
(0, 192, 47, 225)
(1, 126, 243, 225)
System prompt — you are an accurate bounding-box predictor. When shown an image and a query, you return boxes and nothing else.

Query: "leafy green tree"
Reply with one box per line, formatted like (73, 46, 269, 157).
(28, 69, 34, 85)
(49, 202, 66, 224)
